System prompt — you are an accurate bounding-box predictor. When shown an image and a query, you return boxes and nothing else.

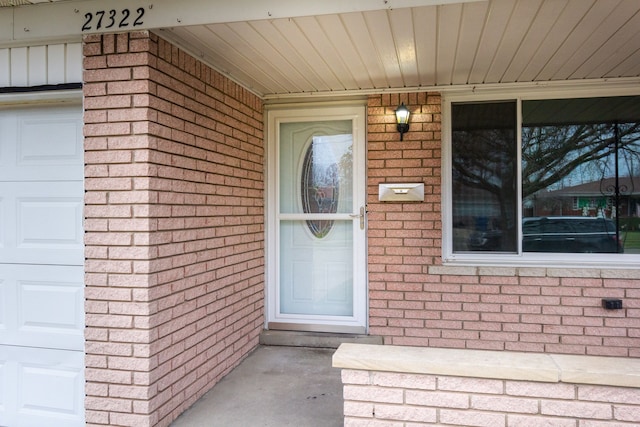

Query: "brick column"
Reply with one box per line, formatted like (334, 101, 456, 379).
(366, 93, 442, 346)
(83, 31, 264, 427)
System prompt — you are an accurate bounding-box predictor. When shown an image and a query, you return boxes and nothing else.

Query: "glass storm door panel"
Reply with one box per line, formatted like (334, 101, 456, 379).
(267, 106, 366, 333)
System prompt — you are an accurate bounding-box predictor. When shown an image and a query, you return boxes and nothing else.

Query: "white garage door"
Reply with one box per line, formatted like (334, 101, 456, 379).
(0, 103, 84, 427)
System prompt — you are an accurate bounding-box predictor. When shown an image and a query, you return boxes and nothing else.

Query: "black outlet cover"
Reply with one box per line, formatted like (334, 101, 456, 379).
(602, 298, 623, 310)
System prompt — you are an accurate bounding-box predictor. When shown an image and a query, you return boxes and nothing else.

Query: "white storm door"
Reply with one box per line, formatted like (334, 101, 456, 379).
(267, 105, 367, 334)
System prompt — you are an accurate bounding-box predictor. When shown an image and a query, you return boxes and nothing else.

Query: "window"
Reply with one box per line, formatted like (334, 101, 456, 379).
(451, 101, 517, 253)
(447, 94, 640, 264)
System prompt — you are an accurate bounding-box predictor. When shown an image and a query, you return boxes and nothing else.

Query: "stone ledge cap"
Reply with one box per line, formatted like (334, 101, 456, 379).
(333, 343, 640, 388)
(550, 354, 640, 388)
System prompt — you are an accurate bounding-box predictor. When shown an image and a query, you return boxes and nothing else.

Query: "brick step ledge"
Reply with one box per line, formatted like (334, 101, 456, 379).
(333, 343, 640, 388)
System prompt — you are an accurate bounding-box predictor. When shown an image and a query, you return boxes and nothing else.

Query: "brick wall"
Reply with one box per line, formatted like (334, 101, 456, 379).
(366, 93, 640, 357)
(83, 32, 264, 427)
(341, 369, 640, 426)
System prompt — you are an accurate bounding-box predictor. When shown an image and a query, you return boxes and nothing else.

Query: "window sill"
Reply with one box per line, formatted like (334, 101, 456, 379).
(439, 253, 640, 276)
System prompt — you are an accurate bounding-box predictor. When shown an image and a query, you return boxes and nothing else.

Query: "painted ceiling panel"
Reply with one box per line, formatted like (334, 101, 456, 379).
(574, 0, 640, 79)
(364, 9, 406, 89)
(295, 15, 359, 91)
(465, 0, 516, 85)
(158, 0, 640, 97)
(315, 14, 372, 90)
(609, 49, 640, 79)
(557, 0, 635, 80)
(536, 0, 614, 81)
(436, 2, 463, 86)
(516, 0, 590, 82)
(225, 21, 304, 93)
(269, 17, 344, 92)
(1, 0, 626, 97)
(248, 20, 327, 93)
(388, 8, 420, 88)
(412, 6, 438, 87)
(499, 0, 564, 83)
(483, 0, 543, 84)
(185, 25, 287, 95)
(451, 1, 488, 85)
(582, 13, 640, 79)
(340, 12, 390, 89)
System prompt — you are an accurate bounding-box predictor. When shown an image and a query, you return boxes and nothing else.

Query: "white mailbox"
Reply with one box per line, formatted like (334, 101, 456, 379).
(378, 183, 424, 202)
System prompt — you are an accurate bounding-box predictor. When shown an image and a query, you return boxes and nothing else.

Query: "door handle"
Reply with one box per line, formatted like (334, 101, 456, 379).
(349, 206, 366, 230)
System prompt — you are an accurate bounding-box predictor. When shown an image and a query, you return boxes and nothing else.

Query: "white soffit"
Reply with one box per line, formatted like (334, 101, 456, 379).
(163, 0, 640, 97)
(1, 0, 639, 98)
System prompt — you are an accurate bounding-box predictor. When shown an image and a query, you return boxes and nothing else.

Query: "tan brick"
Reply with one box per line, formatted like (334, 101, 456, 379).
(541, 400, 612, 419)
(372, 372, 436, 390)
(507, 415, 576, 427)
(405, 390, 468, 409)
(472, 395, 539, 413)
(440, 409, 505, 427)
(84, 32, 264, 427)
(438, 377, 504, 394)
(343, 401, 374, 418)
(344, 385, 404, 404)
(374, 404, 436, 423)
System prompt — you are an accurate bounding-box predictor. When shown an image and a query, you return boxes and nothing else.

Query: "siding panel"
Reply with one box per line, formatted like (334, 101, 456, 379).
(0, 48, 9, 86)
(28, 45, 47, 85)
(0, 43, 82, 87)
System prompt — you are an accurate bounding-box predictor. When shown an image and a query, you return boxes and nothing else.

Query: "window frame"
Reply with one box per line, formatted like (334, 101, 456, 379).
(442, 85, 640, 268)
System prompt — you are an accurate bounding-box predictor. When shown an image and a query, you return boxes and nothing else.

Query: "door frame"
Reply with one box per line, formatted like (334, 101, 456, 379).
(265, 102, 368, 334)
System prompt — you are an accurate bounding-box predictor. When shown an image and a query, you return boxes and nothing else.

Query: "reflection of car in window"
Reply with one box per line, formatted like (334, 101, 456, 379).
(467, 229, 503, 251)
(468, 217, 624, 253)
(522, 217, 623, 253)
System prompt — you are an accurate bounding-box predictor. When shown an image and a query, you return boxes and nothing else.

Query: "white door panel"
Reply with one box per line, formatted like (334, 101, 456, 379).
(0, 102, 84, 427)
(0, 182, 83, 265)
(0, 105, 83, 182)
(0, 264, 84, 351)
(0, 346, 84, 427)
(279, 220, 354, 316)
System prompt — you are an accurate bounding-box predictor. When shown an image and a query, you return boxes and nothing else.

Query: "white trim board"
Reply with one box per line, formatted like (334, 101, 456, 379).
(0, 0, 483, 44)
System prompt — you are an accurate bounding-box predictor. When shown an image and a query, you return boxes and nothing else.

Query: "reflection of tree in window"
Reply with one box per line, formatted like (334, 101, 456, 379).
(451, 95, 640, 254)
(451, 101, 517, 252)
(522, 123, 640, 201)
(301, 134, 352, 238)
(522, 96, 640, 253)
(338, 144, 353, 195)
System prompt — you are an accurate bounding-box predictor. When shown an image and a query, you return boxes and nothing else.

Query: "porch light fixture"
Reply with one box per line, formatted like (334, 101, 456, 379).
(395, 102, 410, 141)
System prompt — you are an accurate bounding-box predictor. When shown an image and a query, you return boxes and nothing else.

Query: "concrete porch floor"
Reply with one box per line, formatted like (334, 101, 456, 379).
(169, 345, 343, 427)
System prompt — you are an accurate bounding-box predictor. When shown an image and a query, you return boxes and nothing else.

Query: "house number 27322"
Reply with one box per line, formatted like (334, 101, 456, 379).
(81, 8, 145, 31)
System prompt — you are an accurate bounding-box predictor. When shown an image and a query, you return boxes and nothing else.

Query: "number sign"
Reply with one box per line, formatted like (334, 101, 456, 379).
(81, 8, 145, 32)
